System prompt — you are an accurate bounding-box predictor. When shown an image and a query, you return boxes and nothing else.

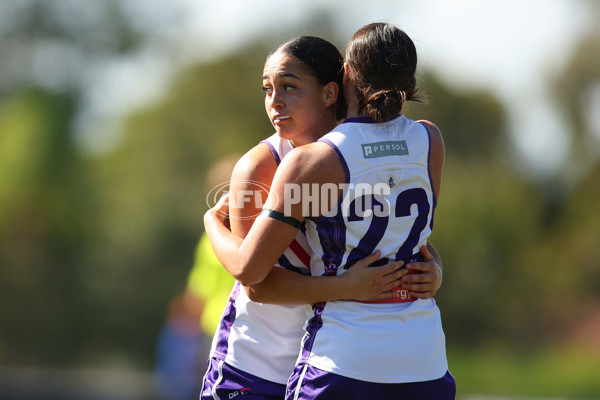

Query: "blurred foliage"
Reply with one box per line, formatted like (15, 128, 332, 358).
(0, 0, 146, 95)
(449, 345, 600, 397)
(0, 3, 599, 394)
(406, 72, 507, 160)
(0, 89, 93, 364)
(78, 48, 273, 367)
(552, 27, 600, 191)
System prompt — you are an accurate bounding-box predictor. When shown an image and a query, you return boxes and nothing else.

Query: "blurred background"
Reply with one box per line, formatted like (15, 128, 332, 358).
(1, 0, 599, 399)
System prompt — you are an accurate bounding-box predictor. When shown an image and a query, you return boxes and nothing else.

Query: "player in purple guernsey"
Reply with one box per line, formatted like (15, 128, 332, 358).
(204, 24, 455, 399)
(200, 36, 435, 400)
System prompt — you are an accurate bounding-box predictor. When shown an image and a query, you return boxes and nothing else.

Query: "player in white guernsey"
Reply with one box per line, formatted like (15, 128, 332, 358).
(201, 36, 421, 400)
(204, 24, 454, 399)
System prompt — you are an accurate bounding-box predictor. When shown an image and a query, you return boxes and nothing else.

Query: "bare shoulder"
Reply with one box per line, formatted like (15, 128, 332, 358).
(417, 120, 443, 147)
(267, 141, 345, 219)
(229, 142, 279, 235)
(231, 141, 278, 183)
(417, 120, 445, 198)
(416, 120, 444, 158)
(277, 141, 343, 184)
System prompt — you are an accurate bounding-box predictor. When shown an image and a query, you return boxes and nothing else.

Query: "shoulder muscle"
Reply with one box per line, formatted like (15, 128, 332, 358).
(265, 142, 346, 220)
(418, 120, 445, 199)
(229, 142, 278, 236)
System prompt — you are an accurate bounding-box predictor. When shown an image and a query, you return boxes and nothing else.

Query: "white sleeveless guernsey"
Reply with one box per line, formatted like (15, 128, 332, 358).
(208, 133, 311, 384)
(300, 115, 448, 383)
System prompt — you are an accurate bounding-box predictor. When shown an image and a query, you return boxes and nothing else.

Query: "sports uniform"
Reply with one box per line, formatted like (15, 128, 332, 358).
(286, 115, 454, 399)
(201, 133, 312, 400)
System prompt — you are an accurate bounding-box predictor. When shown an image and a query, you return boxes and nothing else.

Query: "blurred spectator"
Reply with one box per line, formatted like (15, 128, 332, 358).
(154, 291, 205, 400)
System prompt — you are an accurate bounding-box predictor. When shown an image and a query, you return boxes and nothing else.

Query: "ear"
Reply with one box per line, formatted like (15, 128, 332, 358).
(343, 62, 350, 85)
(322, 81, 339, 108)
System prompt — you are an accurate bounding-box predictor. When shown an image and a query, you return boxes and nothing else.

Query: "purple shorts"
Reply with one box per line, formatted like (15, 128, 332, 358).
(200, 357, 287, 400)
(285, 363, 456, 400)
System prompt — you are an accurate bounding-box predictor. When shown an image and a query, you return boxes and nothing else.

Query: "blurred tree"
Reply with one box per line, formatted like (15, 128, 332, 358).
(82, 47, 273, 367)
(0, 0, 179, 367)
(403, 71, 541, 346)
(0, 0, 145, 94)
(552, 29, 600, 186)
(405, 72, 508, 161)
(403, 30, 600, 350)
(0, 89, 94, 364)
(537, 25, 600, 342)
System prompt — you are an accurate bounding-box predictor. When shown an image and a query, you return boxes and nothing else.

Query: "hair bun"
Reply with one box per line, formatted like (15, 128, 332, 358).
(345, 23, 421, 122)
(364, 89, 406, 121)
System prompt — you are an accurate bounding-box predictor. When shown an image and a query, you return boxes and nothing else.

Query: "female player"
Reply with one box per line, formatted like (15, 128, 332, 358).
(200, 35, 442, 400)
(204, 24, 454, 399)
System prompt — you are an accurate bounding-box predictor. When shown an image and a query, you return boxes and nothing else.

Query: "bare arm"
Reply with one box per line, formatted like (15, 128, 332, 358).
(205, 142, 342, 286)
(245, 251, 408, 304)
(205, 141, 407, 302)
(418, 120, 444, 199)
(204, 143, 280, 284)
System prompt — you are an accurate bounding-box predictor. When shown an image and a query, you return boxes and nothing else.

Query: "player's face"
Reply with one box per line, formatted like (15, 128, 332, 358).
(262, 52, 337, 147)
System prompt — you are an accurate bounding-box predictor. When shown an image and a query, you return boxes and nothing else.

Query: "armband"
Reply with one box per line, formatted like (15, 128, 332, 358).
(260, 209, 302, 229)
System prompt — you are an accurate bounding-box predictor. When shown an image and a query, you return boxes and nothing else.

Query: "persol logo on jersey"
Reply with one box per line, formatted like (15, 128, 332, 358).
(206, 180, 276, 220)
(361, 140, 409, 158)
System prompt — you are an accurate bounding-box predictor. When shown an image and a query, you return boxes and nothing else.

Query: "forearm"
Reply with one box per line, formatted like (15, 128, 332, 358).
(245, 267, 351, 305)
(203, 209, 246, 278)
(204, 209, 271, 285)
(204, 207, 299, 286)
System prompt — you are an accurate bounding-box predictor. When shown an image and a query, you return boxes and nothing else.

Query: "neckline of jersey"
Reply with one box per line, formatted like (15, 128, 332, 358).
(344, 115, 402, 124)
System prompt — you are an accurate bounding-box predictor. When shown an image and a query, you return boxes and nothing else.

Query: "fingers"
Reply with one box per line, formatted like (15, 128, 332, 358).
(211, 194, 230, 217)
(353, 250, 381, 269)
(402, 280, 434, 292)
(404, 246, 442, 297)
(214, 193, 229, 210)
(402, 273, 440, 299)
(401, 272, 436, 290)
(362, 260, 408, 297)
(361, 246, 440, 300)
(358, 259, 406, 282)
(402, 275, 435, 298)
(408, 290, 435, 299)
(406, 246, 435, 271)
(380, 267, 408, 288)
(401, 271, 431, 283)
(207, 194, 231, 229)
(401, 268, 437, 298)
(404, 262, 433, 273)
(419, 244, 434, 261)
(371, 261, 407, 290)
(405, 247, 440, 275)
(378, 259, 405, 274)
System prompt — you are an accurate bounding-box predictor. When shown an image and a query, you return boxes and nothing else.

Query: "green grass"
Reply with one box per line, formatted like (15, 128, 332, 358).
(448, 345, 600, 399)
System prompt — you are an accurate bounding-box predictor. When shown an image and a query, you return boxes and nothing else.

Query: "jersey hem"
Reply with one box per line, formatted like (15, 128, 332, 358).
(306, 358, 449, 384)
(224, 356, 291, 385)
